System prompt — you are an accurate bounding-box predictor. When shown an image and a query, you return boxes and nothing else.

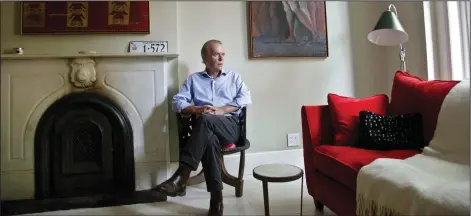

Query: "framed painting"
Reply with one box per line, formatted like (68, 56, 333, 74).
(248, 1, 328, 58)
(21, 1, 150, 34)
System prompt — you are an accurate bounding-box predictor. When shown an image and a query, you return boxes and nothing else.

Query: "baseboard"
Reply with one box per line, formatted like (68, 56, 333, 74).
(1, 161, 169, 200)
(169, 148, 305, 178)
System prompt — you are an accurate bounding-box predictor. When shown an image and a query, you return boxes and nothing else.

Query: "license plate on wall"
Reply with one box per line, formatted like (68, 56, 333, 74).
(129, 41, 168, 53)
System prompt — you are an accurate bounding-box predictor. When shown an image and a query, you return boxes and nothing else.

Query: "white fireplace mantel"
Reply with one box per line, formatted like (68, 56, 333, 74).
(1, 53, 177, 200)
(1, 52, 179, 60)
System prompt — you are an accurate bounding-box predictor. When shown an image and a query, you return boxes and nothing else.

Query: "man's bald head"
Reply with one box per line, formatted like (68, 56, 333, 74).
(201, 40, 225, 73)
(201, 39, 223, 61)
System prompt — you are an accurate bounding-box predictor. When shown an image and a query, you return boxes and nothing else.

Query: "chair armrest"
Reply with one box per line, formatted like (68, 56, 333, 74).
(178, 113, 192, 118)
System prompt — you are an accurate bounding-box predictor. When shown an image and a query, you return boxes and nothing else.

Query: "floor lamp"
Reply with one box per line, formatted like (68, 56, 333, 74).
(368, 4, 409, 72)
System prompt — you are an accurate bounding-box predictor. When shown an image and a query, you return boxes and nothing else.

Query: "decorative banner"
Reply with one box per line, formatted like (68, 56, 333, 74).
(21, 1, 150, 34)
(108, 1, 130, 25)
(67, 2, 88, 28)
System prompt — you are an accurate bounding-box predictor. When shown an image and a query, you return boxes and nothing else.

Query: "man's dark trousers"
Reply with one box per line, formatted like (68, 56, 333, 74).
(179, 114, 240, 192)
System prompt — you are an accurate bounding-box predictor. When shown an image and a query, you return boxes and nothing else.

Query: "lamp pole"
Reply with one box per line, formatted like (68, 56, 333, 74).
(388, 4, 407, 72)
(400, 44, 407, 72)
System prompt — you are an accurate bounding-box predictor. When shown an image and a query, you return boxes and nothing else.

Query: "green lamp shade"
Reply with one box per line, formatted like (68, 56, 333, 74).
(368, 10, 409, 46)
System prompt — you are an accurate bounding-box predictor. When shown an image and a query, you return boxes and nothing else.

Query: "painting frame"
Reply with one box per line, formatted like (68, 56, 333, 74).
(20, 1, 150, 35)
(247, 1, 329, 59)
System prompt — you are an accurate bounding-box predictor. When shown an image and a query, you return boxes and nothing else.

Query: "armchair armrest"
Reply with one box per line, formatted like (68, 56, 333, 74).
(301, 105, 333, 149)
(301, 105, 334, 195)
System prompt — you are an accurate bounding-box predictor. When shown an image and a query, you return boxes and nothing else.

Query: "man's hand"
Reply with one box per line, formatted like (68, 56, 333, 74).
(182, 105, 238, 116)
(205, 105, 238, 115)
(205, 106, 226, 115)
(196, 105, 216, 115)
(182, 105, 213, 115)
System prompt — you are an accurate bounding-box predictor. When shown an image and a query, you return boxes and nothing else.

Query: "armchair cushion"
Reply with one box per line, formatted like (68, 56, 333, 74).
(221, 140, 250, 155)
(389, 71, 459, 146)
(222, 143, 236, 151)
(313, 145, 417, 191)
(327, 93, 389, 146)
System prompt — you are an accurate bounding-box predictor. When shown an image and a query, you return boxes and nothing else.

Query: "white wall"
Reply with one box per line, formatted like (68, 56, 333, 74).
(1, 1, 428, 160)
(176, 1, 392, 153)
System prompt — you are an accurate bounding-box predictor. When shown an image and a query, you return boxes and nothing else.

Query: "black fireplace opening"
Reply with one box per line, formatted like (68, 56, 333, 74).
(34, 91, 135, 199)
(2, 91, 166, 216)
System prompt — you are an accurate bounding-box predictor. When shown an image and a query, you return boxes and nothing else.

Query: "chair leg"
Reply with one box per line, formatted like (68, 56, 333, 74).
(221, 156, 242, 197)
(221, 152, 245, 198)
(236, 150, 246, 197)
(187, 169, 205, 186)
(187, 153, 247, 197)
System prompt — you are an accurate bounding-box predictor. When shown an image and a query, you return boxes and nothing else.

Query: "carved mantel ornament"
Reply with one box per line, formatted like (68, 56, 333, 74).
(70, 58, 97, 88)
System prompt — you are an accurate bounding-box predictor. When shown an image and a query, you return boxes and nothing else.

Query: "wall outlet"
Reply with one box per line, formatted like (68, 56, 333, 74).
(287, 133, 300, 147)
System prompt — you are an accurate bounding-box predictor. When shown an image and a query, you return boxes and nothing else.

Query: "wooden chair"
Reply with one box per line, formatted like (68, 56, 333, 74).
(175, 107, 250, 197)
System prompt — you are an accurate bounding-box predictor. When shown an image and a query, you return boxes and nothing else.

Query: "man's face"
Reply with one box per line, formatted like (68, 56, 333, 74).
(204, 43, 225, 71)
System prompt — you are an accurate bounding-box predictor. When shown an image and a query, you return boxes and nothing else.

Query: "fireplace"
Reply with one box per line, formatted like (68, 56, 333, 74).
(1, 55, 175, 215)
(0, 54, 176, 215)
(34, 91, 135, 199)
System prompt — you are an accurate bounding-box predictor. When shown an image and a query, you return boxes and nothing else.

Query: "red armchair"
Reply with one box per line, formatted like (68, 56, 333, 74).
(300, 72, 460, 216)
(301, 105, 418, 216)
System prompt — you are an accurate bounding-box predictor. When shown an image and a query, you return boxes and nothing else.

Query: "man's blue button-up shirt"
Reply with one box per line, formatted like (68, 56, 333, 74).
(172, 69, 252, 115)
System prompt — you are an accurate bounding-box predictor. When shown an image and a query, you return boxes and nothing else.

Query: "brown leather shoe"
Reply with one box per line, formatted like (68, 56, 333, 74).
(208, 200, 223, 216)
(152, 164, 191, 197)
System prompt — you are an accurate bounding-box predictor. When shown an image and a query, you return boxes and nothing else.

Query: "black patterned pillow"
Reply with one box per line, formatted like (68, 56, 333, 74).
(357, 111, 424, 150)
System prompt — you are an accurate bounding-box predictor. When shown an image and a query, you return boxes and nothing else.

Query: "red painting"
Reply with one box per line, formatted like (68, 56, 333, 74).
(21, 1, 150, 34)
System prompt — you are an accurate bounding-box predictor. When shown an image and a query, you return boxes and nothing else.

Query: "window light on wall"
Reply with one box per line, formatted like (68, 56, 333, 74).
(423, 1, 470, 81)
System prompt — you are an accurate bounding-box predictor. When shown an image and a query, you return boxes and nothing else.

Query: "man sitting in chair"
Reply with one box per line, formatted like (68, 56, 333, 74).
(152, 39, 252, 216)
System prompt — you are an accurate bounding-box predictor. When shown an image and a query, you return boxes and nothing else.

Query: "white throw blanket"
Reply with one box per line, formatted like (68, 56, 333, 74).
(356, 81, 470, 216)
